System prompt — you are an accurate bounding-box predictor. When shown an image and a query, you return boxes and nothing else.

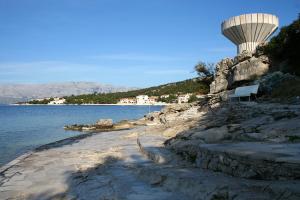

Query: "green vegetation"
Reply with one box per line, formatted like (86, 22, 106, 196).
(194, 62, 215, 84)
(271, 79, 300, 98)
(261, 14, 300, 75)
(64, 78, 208, 104)
(286, 135, 300, 142)
(27, 78, 209, 104)
(158, 94, 178, 103)
(188, 94, 198, 103)
(28, 98, 54, 104)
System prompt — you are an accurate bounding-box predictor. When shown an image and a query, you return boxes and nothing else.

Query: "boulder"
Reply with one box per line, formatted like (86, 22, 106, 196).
(232, 57, 269, 83)
(209, 76, 229, 94)
(209, 58, 233, 94)
(210, 52, 271, 94)
(145, 111, 161, 121)
(95, 119, 113, 128)
(191, 125, 230, 143)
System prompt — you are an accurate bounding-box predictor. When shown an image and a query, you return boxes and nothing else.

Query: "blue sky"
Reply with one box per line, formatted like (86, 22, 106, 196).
(0, 0, 299, 87)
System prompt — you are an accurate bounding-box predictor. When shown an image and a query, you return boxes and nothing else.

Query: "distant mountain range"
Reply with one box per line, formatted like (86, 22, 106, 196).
(0, 82, 137, 104)
(57, 78, 209, 104)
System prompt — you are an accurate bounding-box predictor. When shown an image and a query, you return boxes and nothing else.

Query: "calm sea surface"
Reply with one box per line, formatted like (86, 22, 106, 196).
(0, 105, 163, 166)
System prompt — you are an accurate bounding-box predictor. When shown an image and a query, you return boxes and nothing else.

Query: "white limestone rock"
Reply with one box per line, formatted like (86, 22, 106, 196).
(191, 125, 229, 143)
(209, 58, 233, 94)
(209, 52, 271, 94)
(95, 119, 113, 128)
(232, 56, 269, 83)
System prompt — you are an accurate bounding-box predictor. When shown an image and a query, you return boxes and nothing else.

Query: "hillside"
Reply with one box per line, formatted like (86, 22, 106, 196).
(0, 82, 136, 104)
(261, 14, 300, 99)
(261, 14, 300, 75)
(58, 78, 209, 104)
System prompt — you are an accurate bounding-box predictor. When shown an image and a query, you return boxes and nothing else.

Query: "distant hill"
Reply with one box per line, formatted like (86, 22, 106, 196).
(62, 78, 209, 104)
(0, 82, 137, 104)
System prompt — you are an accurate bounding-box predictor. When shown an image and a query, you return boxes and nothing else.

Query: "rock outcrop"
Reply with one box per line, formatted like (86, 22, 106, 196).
(164, 100, 300, 181)
(136, 101, 300, 198)
(210, 50, 270, 94)
(255, 71, 297, 94)
(209, 58, 233, 94)
(232, 56, 269, 83)
(64, 118, 144, 132)
(2, 99, 300, 199)
(95, 119, 113, 128)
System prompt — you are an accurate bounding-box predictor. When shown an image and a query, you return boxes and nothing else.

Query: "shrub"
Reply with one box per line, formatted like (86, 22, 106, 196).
(263, 14, 300, 75)
(194, 62, 215, 84)
(188, 94, 198, 103)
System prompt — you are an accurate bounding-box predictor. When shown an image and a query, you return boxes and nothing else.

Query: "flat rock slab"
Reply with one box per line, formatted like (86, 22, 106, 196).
(137, 137, 300, 200)
(0, 128, 187, 200)
(138, 164, 300, 200)
(197, 142, 300, 180)
(199, 142, 300, 164)
(2, 126, 300, 200)
(137, 133, 188, 166)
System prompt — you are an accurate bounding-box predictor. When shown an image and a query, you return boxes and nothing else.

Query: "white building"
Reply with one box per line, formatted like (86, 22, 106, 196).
(136, 95, 149, 105)
(48, 98, 66, 105)
(148, 96, 158, 104)
(177, 94, 191, 104)
(160, 94, 169, 99)
(119, 98, 137, 104)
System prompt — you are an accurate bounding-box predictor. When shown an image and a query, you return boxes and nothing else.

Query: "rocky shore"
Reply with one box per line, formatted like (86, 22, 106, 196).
(1, 97, 300, 199)
(64, 119, 146, 132)
(1, 49, 300, 200)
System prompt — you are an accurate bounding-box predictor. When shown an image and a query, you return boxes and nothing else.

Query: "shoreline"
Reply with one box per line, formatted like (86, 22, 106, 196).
(1, 101, 300, 199)
(0, 126, 143, 172)
(0, 106, 158, 169)
(9, 103, 170, 106)
(0, 102, 156, 170)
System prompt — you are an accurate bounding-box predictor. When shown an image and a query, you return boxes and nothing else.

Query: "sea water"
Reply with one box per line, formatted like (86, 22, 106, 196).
(0, 105, 163, 166)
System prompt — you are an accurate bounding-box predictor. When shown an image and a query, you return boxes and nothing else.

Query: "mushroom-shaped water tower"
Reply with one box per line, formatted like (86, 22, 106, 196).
(222, 13, 279, 54)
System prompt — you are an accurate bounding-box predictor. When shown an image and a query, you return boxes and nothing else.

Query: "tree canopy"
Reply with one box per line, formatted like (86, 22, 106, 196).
(194, 62, 215, 84)
(262, 14, 300, 76)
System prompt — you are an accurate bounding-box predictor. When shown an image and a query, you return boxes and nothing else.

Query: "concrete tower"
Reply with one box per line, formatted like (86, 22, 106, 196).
(222, 13, 279, 54)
